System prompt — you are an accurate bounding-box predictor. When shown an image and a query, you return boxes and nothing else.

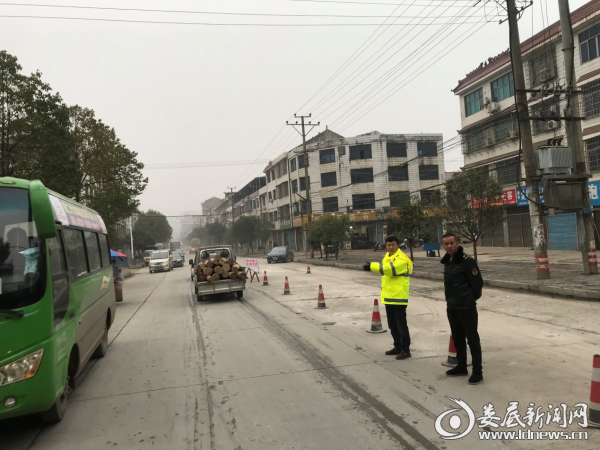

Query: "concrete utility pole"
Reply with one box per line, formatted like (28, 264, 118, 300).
(506, 0, 551, 279)
(558, 0, 598, 274)
(287, 114, 320, 254)
(226, 187, 236, 223)
(129, 216, 135, 264)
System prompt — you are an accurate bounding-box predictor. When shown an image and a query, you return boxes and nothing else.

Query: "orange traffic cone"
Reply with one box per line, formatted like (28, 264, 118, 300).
(263, 271, 269, 286)
(307, 263, 311, 274)
(441, 336, 471, 367)
(315, 284, 328, 309)
(366, 299, 386, 334)
(283, 276, 291, 295)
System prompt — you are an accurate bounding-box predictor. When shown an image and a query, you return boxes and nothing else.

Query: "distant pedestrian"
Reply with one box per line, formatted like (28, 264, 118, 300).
(440, 233, 484, 385)
(363, 235, 413, 360)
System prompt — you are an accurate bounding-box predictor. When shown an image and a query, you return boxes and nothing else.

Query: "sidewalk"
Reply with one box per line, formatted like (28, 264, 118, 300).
(239, 246, 600, 301)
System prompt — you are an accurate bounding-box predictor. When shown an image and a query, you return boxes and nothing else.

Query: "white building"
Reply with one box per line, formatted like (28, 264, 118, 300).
(452, 0, 600, 249)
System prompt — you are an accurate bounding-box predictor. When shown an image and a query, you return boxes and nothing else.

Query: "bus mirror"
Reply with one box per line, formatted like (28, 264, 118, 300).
(29, 180, 57, 240)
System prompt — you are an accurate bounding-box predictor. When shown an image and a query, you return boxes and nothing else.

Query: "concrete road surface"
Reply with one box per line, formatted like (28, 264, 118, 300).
(2, 261, 599, 449)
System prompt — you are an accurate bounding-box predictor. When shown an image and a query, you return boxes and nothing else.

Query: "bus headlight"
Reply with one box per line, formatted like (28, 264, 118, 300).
(0, 349, 44, 387)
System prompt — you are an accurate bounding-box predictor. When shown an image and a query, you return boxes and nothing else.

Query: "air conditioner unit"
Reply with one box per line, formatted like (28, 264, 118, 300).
(508, 130, 519, 139)
(547, 120, 558, 129)
(487, 102, 501, 114)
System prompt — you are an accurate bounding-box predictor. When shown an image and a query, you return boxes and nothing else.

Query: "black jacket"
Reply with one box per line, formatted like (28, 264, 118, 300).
(441, 246, 483, 310)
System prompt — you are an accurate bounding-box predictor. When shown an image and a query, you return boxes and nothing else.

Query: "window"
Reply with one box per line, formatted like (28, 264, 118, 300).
(266, 172, 270, 183)
(98, 233, 111, 268)
(298, 154, 308, 169)
(583, 79, 600, 118)
(277, 182, 288, 199)
(352, 193, 375, 210)
(279, 204, 290, 220)
(290, 158, 297, 172)
(388, 165, 409, 181)
(387, 142, 407, 158)
(491, 72, 514, 102)
(321, 171, 337, 187)
(464, 88, 483, 117)
(349, 144, 372, 160)
(529, 48, 556, 86)
(323, 197, 339, 213)
(268, 191, 273, 202)
(293, 201, 307, 216)
(420, 189, 435, 205)
(272, 189, 277, 200)
(496, 158, 519, 185)
(48, 230, 69, 326)
(585, 136, 600, 172)
(292, 179, 298, 193)
(269, 212, 274, 222)
(84, 231, 102, 271)
(300, 176, 310, 191)
(390, 191, 410, 207)
(580, 23, 600, 64)
(494, 114, 519, 143)
(465, 127, 485, 153)
(417, 142, 438, 157)
(274, 211, 278, 221)
(64, 228, 88, 279)
(351, 168, 374, 184)
(320, 149, 335, 164)
(419, 165, 439, 180)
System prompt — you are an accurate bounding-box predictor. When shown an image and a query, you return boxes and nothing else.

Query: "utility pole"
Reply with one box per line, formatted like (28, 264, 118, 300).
(558, 0, 598, 274)
(226, 186, 236, 224)
(129, 216, 135, 264)
(287, 114, 320, 256)
(506, 0, 551, 279)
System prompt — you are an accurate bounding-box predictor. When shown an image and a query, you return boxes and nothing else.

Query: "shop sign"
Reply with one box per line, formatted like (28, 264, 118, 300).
(516, 186, 544, 206)
(589, 180, 600, 206)
(470, 189, 517, 208)
(279, 218, 292, 230)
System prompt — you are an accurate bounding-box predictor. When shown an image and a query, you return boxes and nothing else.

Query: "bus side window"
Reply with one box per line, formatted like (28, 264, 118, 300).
(84, 231, 102, 272)
(98, 234, 111, 268)
(63, 228, 89, 280)
(49, 230, 70, 326)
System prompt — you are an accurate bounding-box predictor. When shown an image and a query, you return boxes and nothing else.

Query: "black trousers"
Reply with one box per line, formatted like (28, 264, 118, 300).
(385, 304, 410, 352)
(447, 307, 482, 374)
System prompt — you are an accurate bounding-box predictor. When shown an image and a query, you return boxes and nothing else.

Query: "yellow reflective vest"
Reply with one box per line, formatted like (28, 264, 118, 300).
(370, 249, 413, 305)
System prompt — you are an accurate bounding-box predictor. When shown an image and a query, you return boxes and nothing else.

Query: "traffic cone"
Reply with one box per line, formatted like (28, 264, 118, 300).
(283, 276, 291, 295)
(307, 263, 311, 274)
(589, 354, 600, 427)
(315, 284, 328, 309)
(441, 336, 458, 367)
(263, 271, 269, 286)
(366, 299, 387, 334)
(441, 336, 471, 367)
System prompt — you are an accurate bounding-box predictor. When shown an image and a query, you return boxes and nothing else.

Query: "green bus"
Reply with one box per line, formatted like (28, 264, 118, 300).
(0, 177, 116, 422)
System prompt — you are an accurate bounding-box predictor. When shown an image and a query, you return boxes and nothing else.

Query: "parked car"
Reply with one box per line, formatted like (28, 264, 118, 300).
(172, 250, 184, 267)
(267, 246, 294, 263)
(149, 250, 173, 273)
(351, 236, 371, 249)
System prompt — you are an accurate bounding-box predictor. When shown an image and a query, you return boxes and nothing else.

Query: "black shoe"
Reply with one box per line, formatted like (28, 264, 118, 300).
(385, 348, 401, 356)
(396, 351, 412, 360)
(446, 366, 468, 376)
(468, 373, 483, 385)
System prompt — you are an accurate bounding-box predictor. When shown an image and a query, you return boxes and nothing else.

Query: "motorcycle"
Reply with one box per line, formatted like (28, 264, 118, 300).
(373, 241, 383, 252)
(400, 238, 423, 249)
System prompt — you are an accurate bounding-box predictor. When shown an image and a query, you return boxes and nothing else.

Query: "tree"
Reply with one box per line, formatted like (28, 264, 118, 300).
(254, 219, 274, 254)
(132, 210, 172, 253)
(69, 106, 148, 229)
(206, 222, 227, 245)
(0, 50, 80, 196)
(386, 196, 428, 261)
(431, 170, 505, 261)
(308, 215, 352, 260)
(230, 216, 258, 252)
(185, 226, 210, 247)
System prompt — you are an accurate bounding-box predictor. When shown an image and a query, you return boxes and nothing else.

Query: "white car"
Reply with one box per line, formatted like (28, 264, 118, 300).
(149, 250, 173, 273)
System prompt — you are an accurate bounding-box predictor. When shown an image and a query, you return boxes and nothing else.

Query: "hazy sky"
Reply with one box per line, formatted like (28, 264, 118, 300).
(1, 0, 589, 232)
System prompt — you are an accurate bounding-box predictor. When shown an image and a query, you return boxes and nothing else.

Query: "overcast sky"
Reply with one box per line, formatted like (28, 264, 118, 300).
(1, 0, 590, 235)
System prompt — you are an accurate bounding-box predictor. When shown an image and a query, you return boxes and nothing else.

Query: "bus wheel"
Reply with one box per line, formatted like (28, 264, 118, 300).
(92, 321, 109, 358)
(41, 372, 72, 423)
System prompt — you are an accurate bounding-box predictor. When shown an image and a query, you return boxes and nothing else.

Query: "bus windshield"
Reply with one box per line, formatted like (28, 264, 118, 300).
(0, 187, 46, 309)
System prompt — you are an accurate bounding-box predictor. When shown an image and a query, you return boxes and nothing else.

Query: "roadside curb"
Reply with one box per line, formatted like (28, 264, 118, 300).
(296, 258, 600, 302)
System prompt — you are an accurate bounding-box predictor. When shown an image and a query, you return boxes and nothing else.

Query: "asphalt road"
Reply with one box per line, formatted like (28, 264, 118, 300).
(2, 259, 599, 449)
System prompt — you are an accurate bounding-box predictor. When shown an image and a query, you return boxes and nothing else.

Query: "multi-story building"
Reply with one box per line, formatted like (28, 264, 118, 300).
(236, 128, 445, 251)
(452, 0, 600, 249)
(201, 197, 222, 224)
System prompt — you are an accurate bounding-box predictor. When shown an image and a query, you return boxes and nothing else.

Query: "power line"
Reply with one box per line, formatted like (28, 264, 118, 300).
(0, 2, 512, 19)
(0, 14, 490, 26)
(284, 0, 478, 6)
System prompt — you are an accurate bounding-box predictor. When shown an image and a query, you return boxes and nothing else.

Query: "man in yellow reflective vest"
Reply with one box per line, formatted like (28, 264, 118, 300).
(363, 236, 414, 360)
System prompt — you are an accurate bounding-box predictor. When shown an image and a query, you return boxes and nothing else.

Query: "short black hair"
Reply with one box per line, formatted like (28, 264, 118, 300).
(385, 235, 400, 244)
(442, 232, 457, 240)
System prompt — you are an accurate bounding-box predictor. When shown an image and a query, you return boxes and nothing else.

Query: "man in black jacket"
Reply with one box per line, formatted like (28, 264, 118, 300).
(441, 233, 484, 385)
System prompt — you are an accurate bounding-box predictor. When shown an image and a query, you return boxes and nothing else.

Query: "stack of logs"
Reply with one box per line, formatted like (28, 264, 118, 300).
(196, 255, 246, 283)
